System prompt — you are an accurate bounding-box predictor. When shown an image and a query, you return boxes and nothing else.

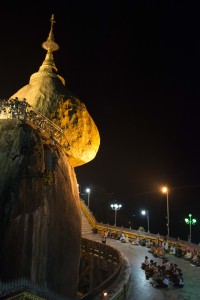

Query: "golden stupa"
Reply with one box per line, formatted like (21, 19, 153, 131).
(10, 15, 100, 167)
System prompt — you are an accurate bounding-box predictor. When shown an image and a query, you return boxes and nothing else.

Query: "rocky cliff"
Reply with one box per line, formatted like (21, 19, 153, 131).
(0, 119, 81, 298)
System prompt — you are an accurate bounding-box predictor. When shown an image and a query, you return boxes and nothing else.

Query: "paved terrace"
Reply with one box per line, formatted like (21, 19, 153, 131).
(83, 232, 200, 300)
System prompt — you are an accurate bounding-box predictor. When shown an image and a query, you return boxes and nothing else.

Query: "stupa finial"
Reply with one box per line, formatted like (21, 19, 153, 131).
(42, 14, 59, 52)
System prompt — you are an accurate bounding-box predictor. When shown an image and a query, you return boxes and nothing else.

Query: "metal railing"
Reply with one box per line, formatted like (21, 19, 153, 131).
(0, 98, 69, 149)
(80, 199, 200, 257)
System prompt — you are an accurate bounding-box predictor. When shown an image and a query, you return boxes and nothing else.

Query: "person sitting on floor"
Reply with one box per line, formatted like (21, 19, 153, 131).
(148, 244, 155, 253)
(191, 250, 198, 265)
(184, 249, 192, 260)
(163, 240, 169, 253)
(123, 234, 129, 243)
(101, 230, 107, 244)
(153, 274, 169, 288)
(175, 247, 183, 258)
(173, 271, 184, 288)
(149, 265, 162, 286)
(145, 260, 154, 279)
(169, 244, 176, 255)
(192, 254, 200, 266)
(141, 256, 149, 270)
(132, 236, 140, 245)
(119, 233, 125, 242)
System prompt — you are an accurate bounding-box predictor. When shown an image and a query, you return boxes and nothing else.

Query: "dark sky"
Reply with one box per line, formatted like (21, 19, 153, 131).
(1, 1, 200, 241)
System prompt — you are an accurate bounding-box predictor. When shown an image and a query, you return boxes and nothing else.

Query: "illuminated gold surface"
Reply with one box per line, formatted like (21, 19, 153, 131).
(10, 15, 100, 167)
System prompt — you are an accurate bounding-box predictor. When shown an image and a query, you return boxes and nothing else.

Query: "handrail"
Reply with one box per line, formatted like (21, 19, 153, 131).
(80, 200, 96, 229)
(0, 98, 69, 149)
(80, 199, 200, 255)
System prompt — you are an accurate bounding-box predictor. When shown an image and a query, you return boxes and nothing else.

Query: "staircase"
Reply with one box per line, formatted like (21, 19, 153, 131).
(81, 211, 93, 236)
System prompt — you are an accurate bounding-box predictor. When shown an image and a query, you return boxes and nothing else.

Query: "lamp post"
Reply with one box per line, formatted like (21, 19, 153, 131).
(85, 188, 91, 208)
(185, 214, 196, 243)
(111, 204, 122, 226)
(141, 210, 149, 233)
(162, 186, 169, 237)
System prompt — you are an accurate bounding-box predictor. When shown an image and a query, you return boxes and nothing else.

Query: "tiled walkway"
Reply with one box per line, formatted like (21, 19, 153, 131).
(83, 233, 200, 300)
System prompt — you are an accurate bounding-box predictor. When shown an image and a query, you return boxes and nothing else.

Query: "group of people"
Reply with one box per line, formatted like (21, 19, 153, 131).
(147, 238, 189, 260)
(141, 256, 184, 289)
(100, 230, 130, 244)
(184, 249, 200, 266)
(100, 230, 200, 270)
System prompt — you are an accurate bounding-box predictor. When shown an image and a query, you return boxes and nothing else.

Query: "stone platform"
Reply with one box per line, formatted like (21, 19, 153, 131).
(83, 233, 200, 300)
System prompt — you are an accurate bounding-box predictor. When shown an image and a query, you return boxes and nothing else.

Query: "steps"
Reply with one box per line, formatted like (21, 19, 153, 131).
(81, 211, 93, 236)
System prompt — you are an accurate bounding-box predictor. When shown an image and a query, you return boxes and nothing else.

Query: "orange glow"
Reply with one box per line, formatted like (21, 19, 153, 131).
(162, 186, 168, 193)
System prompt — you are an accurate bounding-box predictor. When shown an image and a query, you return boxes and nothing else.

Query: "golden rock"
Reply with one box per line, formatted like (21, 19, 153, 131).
(10, 14, 100, 167)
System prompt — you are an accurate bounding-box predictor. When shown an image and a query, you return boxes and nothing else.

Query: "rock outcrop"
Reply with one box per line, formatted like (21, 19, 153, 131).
(0, 15, 100, 298)
(0, 119, 81, 298)
(10, 15, 100, 168)
(11, 80, 100, 168)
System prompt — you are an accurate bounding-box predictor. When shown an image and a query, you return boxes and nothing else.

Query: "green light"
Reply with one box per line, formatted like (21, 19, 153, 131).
(184, 213, 197, 243)
(184, 214, 197, 225)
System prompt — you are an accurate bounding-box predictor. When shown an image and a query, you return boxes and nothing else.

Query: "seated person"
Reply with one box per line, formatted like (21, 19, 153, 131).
(123, 234, 129, 243)
(146, 240, 152, 248)
(101, 231, 107, 244)
(150, 265, 162, 285)
(141, 256, 149, 269)
(173, 272, 184, 288)
(110, 231, 117, 239)
(153, 275, 169, 288)
(153, 246, 159, 257)
(163, 241, 169, 253)
(140, 238, 147, 246)
(175, 247, 183, 258)
(120, 233, 125, 242)
(169, 244, 176, 255)
(132, 236, 140, 245)
(191, 253, 198, 263)
(148, 245, 155, 253)
(184, 249, 192, 260)
(145, 260, 154, 279)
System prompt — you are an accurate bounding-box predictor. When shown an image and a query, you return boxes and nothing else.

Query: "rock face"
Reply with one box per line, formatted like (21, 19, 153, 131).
(0, 119, 81, 298)
(11, 75, 100, 167)
(0, 15, 100, 298)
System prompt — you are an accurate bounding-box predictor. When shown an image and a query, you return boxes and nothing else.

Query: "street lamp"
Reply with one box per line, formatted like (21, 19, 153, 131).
(141, 210, 149, 233)
(185, 214, 196, 243)
(110, 204, 122, 226)
(85, 188, 91, 208)
(162, 186, 169, 237)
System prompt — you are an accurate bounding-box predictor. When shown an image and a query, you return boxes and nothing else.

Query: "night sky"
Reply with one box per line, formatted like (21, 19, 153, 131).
(1, 1, 200, 242)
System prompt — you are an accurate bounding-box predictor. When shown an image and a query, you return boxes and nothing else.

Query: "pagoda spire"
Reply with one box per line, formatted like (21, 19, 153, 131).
(42, 14, 59, 52)
(30, 14, 65, 85)
(40, 14, 59, 72)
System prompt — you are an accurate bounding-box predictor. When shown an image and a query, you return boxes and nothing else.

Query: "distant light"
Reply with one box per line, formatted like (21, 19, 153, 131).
(103, 292, 108, 297)
(86, 188, 91, 193)
(162, 186, 168, 193)
(111, 204, 122, 209)
(184, 214, 197, 225)
(141, 210, 146, 215)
